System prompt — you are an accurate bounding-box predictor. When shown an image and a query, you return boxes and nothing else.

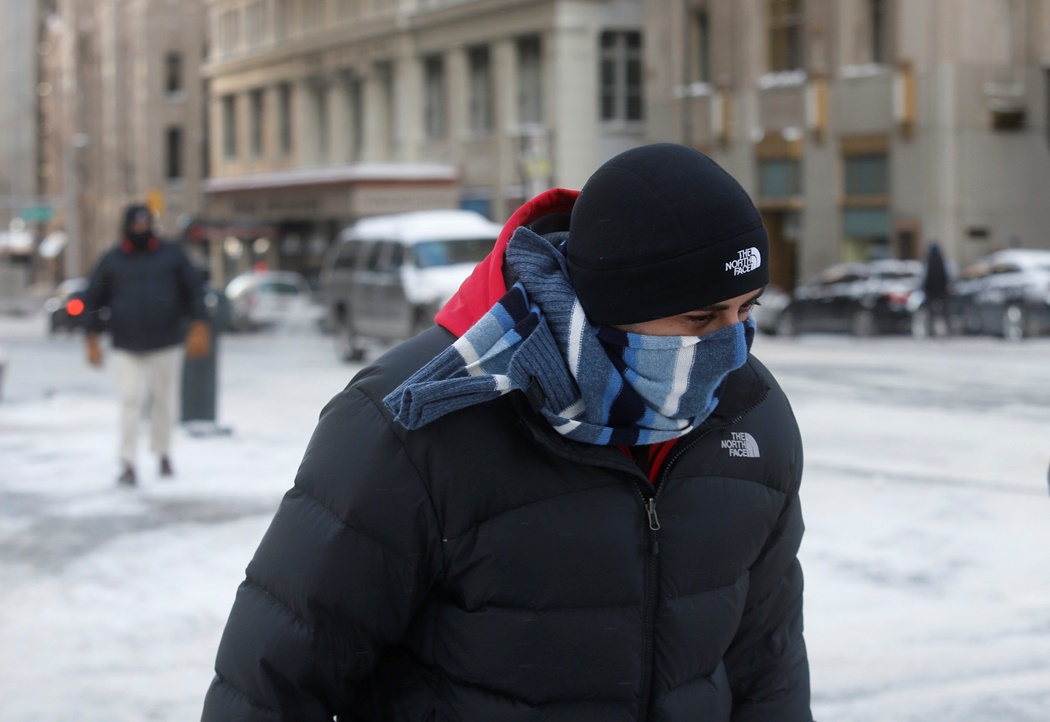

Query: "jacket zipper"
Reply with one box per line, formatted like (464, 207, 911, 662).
(634, 387, 770, 721)
(513, 388, 769, 720)
(636, 480, 659, 722)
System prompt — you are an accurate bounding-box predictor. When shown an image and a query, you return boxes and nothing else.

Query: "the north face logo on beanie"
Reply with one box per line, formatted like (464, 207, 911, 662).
(726, 247, 762, 276)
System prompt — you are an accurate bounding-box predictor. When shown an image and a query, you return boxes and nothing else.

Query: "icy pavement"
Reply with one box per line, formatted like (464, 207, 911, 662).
(1, 312, 1048, 722)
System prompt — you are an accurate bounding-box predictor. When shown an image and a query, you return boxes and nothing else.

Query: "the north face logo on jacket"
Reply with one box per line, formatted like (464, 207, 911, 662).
(722, 431, 760, 458)
(725, 247, 762, 276)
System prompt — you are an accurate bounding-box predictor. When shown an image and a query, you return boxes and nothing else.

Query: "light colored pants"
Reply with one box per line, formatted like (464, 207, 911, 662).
(112, 346, 183, 467)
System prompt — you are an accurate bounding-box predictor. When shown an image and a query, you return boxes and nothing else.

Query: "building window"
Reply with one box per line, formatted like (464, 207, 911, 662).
(869, 0, 888, 64)
(842, 152, 890, 260)
(166, 126, 183, 180)
(423, 54, 448, 141)
(758, 159, 802, 198)
(250, 89, 265, 157)
(694, 8, 712, 84)
(222, 95, 237, 159)
(165, 52, 183, 96)
(1045, 69, 1050, 145)
(375, 61, 396, 156)
(313, 80, 329, 157)
(842, 208, 892, 260)
(516, 35, 543, 125)
(768, 0, 804, 72)
(467, 45, 494, 134)
(350, 76, 364, 158)
(600, 31, 644, 122)
(844, 153, 888, 196)
(278, 83, 292, 154)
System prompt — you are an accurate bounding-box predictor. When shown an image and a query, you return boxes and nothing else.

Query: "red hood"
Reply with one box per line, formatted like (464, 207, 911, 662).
(435, 188, 579, 338)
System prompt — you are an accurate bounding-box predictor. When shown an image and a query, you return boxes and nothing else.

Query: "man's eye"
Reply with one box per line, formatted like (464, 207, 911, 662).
(742, 300, 761, 312)
(687, 315, 715, 326)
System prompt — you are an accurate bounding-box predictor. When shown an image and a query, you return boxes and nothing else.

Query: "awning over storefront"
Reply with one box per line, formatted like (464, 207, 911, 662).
(202, 162, 461, 222)
(202, 162, 458, 193)
(181, 218, 279, 244)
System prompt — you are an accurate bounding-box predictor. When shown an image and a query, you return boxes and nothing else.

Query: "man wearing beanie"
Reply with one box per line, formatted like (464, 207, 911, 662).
(82, 204, 211, 486)
(203, 144, 811, 722)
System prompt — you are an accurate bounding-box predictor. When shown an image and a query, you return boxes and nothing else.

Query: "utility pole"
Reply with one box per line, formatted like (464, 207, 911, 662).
(62, 132, 89, 279)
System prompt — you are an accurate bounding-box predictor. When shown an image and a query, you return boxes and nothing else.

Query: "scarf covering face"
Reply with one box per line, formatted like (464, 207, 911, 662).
(384, 227, 755, 446)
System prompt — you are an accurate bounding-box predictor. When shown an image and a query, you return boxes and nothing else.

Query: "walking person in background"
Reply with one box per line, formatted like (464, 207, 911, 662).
(82, 204, 211, 486)
(920, 242, 953, 337)
(202, 144, 812, 722)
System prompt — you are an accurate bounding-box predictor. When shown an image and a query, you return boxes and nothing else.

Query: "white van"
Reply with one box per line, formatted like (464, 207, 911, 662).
(319, 209, 502, 361)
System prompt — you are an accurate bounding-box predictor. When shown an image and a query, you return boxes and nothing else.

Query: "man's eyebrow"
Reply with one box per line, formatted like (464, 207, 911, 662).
(694, 288, 766, 312)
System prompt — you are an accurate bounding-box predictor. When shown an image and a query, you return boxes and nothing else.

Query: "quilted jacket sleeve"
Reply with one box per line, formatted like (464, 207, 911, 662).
(201, 385, 443, 721)
(725, 493, 810, 722)
(82, 251, 113, 336)
(725, 381, 811, 722)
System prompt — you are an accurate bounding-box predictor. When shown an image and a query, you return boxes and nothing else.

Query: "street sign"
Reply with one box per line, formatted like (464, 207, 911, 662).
(20, 206, 53, 222)
(146, 189, 165, 216)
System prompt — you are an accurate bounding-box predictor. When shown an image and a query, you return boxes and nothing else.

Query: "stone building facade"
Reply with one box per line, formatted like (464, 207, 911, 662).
(40, 0, 208, 278)
(645, 0, 1050, 289)
(201, 0, 647, 283)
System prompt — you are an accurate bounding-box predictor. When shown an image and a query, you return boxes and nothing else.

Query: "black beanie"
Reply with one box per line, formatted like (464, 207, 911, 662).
(567, 143, 769, 325)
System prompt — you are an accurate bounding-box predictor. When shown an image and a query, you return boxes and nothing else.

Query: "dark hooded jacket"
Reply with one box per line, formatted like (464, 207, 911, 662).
(201, 190, 811, 722)
(82, 208, 206, 352)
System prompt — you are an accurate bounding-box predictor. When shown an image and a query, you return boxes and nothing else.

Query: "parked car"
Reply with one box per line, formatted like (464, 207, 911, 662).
(319, 209, 501, 361)
(751, 285, 791, 335)
(224, 270, 319, 332)
(950, 249, 1050, 340)
(776, 259, 924, 337)
(43, 277, 90, 335)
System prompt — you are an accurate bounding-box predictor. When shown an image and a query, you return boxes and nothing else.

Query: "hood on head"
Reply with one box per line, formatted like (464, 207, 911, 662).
(435, 188, 579, 337)
(122, 204, 153, 237)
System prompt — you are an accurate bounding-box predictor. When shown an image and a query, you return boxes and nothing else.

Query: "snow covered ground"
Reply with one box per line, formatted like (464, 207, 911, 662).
(1, 312, 1048, 722)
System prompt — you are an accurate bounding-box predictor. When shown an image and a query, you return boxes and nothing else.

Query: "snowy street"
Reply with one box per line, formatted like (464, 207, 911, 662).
(1, 314, 1048, 722)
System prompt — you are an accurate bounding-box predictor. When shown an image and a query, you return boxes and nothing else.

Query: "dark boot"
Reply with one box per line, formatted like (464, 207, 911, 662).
(118, 463, 137, 487)
(159, 455, 174, 478)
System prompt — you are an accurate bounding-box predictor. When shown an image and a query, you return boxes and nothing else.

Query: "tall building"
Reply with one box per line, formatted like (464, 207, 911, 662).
(0, 0, 42, 223)
(40, 0, 208, 278)
(201, 0, 646, 284)
(0, 0, 53, 292)
(645, 0, 1050, 289)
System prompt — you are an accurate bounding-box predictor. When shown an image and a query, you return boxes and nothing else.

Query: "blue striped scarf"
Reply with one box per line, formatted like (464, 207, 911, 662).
(384, 227, 754, 446)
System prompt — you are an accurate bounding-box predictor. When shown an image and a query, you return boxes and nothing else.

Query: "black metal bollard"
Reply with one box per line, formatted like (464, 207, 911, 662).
(181, 286, 232, 435)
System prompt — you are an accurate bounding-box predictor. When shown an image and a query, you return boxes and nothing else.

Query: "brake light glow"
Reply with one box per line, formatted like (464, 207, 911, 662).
(885, 292, 911, 308)
(66, 298, 85, 316)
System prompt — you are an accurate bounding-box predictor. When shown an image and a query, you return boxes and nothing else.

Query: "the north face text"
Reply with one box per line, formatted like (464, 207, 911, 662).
(725, 248, 762, 276)
(722, 432, 760, 458)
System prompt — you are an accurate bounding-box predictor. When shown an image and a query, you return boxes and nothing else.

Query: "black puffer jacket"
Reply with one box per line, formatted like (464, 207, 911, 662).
(202, 325, 809, 722)
(83, 238, 206, 352)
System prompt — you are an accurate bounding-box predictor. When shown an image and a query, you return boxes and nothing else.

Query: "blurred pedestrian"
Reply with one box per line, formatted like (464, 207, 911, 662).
(921, 242, 953, 337)
(202, 144, 811, 722)
(82, 204, 210, 486)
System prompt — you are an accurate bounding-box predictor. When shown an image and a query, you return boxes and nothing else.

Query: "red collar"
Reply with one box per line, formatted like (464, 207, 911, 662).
(121, 236, 161, 254)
